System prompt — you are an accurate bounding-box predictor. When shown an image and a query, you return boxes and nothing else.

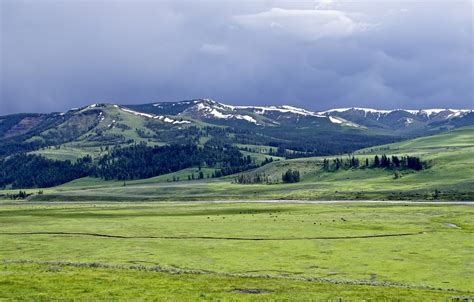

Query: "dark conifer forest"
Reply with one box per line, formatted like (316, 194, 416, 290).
(94, 142, 255, 181)
(322, 155, 424, 171)
(0, 142, 258, 188)
(0, 154, 93, 188)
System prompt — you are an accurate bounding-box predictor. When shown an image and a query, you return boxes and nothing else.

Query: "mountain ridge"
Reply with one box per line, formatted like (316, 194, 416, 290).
(1, 98, 472, 161)
(125, 99, 473, 130)
(4, 99, 471, 126)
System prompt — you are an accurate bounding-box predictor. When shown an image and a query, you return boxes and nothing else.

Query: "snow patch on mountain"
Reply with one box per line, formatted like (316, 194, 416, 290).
(419, 109, 448, 117)
(319, 107, 473, 122)
(235, 115, 258, 124)
(119, 106, 191, 124)
(154, 115, 191, 124)
(189, 101, 260, 124)
(320, 107, 471, 117)
(120, 107, 155, 118)
(414, 109, 472, 118)
(208, 108, 231, 119)
(236, 105, 324, 117)
(447, 110, 472, 118)
(107, 119, 116, 128)
(193, 99, 325, 118)
(329, 116, 343, 124)
(173, 120, 191, 124)
(328, 116, 363, 128)
(97, 111, 105, 122)
(320, 107, 391, 115)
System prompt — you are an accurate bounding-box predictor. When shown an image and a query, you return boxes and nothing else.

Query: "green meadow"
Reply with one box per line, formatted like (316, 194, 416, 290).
(1, 202, 473, 300)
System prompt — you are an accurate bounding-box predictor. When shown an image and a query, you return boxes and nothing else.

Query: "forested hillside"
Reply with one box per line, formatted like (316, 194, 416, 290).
(2, 100, 472, 162)
(0, 100, 472, 191)
(0, 142, 264, 188)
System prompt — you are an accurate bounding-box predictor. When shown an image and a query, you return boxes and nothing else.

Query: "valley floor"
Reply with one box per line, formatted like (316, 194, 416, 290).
(1, 201, 473, 300)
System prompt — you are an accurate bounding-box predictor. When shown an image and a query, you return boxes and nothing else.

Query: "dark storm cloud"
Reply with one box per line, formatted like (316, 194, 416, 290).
(1, 0, 473, 114)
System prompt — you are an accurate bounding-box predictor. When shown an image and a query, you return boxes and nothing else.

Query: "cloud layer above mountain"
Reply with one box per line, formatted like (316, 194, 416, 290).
(1, 0, 473, 114)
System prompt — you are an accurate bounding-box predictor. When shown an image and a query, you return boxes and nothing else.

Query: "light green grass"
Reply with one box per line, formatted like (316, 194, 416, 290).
(0, 202, 473, 300)
(240, 150, 283, 164)
(31, 145, 102, 161)
(357, 126, 474, 154)
(60, 168, 218, 189)
(1, 262, 469, 301)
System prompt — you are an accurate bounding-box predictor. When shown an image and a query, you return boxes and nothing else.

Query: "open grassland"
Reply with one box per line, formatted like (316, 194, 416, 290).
(0, 202, 473, 300)
(1, 261, 469, 301)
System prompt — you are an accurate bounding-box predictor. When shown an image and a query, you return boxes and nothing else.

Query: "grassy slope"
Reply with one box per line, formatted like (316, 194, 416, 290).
(0, 202, 472, 300)
(4, 125, 471, 202)
(0, 125, 470, 202)
(28, 104, 197, 161)
(357, 126, 474, 153)
(30, 145, 102, 162)
(28, 106, 281, 164)
(60, 167, 218, 189)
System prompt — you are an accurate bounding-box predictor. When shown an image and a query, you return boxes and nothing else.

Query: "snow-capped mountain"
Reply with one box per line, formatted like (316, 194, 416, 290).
(1, 99, 472, 159)
(318, 107, 472, 119)
(128, 99, 366, 128)
(316, 107, 474, 130)
(127, 99, 473, 131)
(73, 101, 473, 130)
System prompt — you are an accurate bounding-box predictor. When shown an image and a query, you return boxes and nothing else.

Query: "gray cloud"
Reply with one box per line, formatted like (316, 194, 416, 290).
(1, 0, 473, 115)
(233, 7, 370, 41)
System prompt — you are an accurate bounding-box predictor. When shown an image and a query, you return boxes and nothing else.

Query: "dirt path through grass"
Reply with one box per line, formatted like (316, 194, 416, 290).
(0, 231, 427, 240)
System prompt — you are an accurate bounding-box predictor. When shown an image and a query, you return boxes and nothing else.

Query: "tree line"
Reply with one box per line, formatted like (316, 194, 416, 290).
(0, 142, 260, 189)
(0, 154, 93, 188)
(322, 155, 424, 171)
(234, 168, 300, 184)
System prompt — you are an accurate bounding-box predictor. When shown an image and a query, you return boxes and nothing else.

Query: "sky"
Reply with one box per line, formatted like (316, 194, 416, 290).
(1, 0, 473, 115)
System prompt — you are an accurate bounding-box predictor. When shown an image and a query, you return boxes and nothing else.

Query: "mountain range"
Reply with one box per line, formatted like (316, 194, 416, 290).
(127, 99, 474, 130)
(1, 99, 472, 159)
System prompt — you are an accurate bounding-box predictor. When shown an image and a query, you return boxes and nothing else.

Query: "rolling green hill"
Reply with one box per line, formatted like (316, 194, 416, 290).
(2, 125, 472, 201)
(357, 125, 474, 153)
(0, 100, 410, 190)
(231, 125, 474, 200)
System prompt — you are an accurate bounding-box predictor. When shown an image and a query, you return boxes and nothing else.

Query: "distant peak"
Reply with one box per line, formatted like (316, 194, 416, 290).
(318, 107, 472, 115)
(318, 107, 391, 114)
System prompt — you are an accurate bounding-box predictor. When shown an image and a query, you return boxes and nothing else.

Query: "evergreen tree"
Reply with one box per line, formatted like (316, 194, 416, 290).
(282, 169, 300, 183)
(374, 155, 380, 167)
(392, 155, 400, 168)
